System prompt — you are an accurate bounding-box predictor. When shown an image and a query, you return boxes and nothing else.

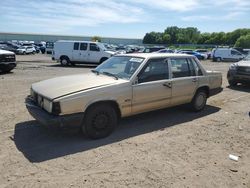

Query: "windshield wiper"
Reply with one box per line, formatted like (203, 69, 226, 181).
(91, 69, 100, 75)
(102, 72, 119, 80)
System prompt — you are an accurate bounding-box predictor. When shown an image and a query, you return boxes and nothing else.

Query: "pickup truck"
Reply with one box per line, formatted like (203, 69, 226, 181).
(0, 49, 16, 73)
(227, 53, 250, 86)
(26, 53, 223, 139)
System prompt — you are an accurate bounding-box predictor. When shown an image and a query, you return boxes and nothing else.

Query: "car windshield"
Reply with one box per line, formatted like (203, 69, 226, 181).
(98, 43, 107, 51)
(94, 56, 144, 80)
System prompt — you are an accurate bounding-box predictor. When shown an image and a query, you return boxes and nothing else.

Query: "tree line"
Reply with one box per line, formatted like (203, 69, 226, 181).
(143, 26, 250, 48)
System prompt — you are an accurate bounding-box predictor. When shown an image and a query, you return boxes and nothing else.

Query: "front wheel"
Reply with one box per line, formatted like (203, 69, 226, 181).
(82, 104, 117, 139)
(228, 79, 237, 86)
(216, 57, 221, 62)
(191, 90, 207, 112)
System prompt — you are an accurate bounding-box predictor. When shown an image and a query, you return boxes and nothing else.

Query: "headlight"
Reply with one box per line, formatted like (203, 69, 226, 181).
(229, 64, 237, 70)
(43, 98, 53, 113)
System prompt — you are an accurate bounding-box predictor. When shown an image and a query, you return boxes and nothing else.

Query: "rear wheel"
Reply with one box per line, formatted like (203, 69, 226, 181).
(82, 104, 117, 139)
(60, 57, 70, 66)
(191, 90, 207, 112)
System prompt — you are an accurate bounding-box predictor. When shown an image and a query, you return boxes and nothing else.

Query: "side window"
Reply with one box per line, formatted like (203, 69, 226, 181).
(90, 43, 100, 51)
(73, 42, 79, 50)
(138, 59, 169, 83)
(170, 58, 194, 78)
(231, 50, 241, 56)
(189, 58, 203, 76)
(80, 43, 87, 51)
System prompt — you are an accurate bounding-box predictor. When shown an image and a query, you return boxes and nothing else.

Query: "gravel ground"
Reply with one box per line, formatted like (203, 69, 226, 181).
(0, 54, 249, 188)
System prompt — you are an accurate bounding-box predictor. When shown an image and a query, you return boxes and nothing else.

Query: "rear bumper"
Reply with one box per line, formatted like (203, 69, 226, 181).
(25, 97, 84, 129)
(209, 87, 223, 97)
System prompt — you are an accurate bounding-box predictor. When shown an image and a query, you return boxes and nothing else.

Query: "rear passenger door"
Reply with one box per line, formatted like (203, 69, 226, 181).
(72, 42, 89, 62)
(79, 43, 88, 62)
(170, 58, 198, 105)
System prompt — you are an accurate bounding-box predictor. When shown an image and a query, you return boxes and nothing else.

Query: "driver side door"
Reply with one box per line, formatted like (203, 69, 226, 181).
(132, 58, 172, 114)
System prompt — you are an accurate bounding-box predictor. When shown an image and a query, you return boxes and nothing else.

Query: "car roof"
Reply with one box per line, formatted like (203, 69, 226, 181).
(117, 53, 194, 59)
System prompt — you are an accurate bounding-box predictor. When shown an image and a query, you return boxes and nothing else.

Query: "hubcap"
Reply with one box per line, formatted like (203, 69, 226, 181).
(61, 59, 67, 65)
(196, 94, 205, 108)
(93, 113, 108, 130)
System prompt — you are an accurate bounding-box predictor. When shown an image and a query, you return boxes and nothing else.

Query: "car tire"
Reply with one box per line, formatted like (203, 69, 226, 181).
(228, 79, 237, 86)
(216, 57, 221, 62)
(60, 57, 70, 66)
(191, 89, 207, 112)
(82, 104, 117, 139)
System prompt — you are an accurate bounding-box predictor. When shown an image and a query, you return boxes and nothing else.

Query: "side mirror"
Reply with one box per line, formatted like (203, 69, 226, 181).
(133, 76, 139, 85)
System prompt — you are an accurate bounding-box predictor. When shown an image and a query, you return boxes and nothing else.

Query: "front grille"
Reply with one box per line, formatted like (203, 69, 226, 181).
(237, 66, 250, 75)
(0, 54, 16, 62)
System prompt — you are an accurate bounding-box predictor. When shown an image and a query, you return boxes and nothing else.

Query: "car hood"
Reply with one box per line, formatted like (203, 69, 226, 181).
(236, 60, 250, 67)
(0, 49, 14, 54)
(32, 73, 125, 100)
(105, 50, 116, 55)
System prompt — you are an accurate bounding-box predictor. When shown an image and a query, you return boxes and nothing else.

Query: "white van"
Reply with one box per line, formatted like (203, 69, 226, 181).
(212, 48, 245, 62)
(52, 40, 115, 65)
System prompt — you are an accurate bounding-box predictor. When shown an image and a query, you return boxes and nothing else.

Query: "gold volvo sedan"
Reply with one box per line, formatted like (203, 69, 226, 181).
(26, 53, 223, 139)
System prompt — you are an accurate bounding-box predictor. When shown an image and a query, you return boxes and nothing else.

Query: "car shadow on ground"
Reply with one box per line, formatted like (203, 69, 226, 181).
(14, 105, 220, 163)
(227, 84, 250, 92)
(0, 71, 14, 75)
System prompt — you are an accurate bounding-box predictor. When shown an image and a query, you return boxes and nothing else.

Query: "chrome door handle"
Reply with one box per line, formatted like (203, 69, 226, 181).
(163, 82, 172, 88)
(192, 78, 197, 82)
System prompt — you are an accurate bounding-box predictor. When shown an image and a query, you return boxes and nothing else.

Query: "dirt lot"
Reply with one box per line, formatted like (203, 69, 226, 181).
(0, 54, 249, 188)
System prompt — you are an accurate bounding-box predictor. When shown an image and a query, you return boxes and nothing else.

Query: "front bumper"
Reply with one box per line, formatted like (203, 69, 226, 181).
(0, 62, 16, 71)
(227, 70, 250, 83)
(25, 97, 84, 129)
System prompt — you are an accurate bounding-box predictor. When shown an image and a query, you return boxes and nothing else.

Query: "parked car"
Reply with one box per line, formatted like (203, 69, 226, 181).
(138, 47, 165, 53)
(45, 41, 54, 54)
(155, 48, 174, 53)
(179, 51, 205, 60)
(52, 40, 115, 66)
(0, 44, 18, 54)
(16, 46, 35, 54)
(195, 49, 211, 59)
(34, 45, 41, 53)
(212, 48, 245, 62)
(26, 53, 222, 139)
(0, 50, 16, 73)
(40, 46, 46, 54)
(227, 54, 250, 86)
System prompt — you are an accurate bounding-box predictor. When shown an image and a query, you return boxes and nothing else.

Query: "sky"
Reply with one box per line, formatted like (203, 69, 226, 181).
(0, 0, 249, 39)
